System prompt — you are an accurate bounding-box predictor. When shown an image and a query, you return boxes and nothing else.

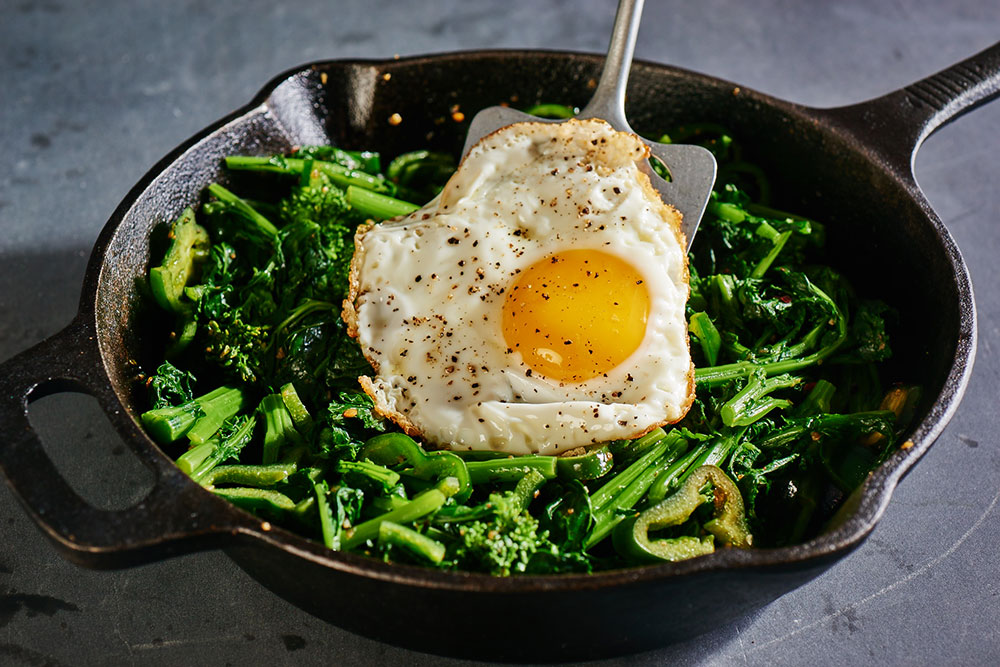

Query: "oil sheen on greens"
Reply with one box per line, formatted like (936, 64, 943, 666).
(138, 107, 917, 575)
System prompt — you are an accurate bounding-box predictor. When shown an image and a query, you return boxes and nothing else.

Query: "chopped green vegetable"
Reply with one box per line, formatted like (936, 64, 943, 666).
(612, 465, 751, 563)
(137, 120, 912, 574)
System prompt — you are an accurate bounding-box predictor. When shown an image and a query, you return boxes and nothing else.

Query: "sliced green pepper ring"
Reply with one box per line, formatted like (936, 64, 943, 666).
(612, 465, 752, 563)
(149, 207, 210, 314)
(556, 444, 614, 481)
(360, 433, 471, 502)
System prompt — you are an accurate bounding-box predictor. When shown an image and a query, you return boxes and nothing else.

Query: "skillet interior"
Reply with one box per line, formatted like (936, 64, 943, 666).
(89, 52, 967, 659)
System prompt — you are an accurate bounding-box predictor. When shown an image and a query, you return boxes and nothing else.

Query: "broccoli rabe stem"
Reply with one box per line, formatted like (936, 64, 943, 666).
(590, 432, 669, 511)
(689, 312, 721, 366)
(720, 373, 801, 427)
(695, 322, 845, 387)
(749, 226, 792, 279)
(140, 386, 244, 444)
(224, 156, 392, 194)
(584, 434, 681, 547)
(345, 185, 420, 219)
(206, 183, 279, 239)
(337, 459, 401, 492)
(181, 415, 255, 482)
(378, 521, 447, 565)
(312, 479, 337, 549)
(509, 470, 548, 513)
(260, 394, 301, 464)
(465, 456, 558, 484)
(645, 431, 742, 505)
(342, 488, 447, 551)
(756, 411, 896, 451)
(794, 379, 836, 417)
(280, 382, 314, 432)
(678, 434, 739, 484)
(175, 441, 213, 476)
(609, 427, 667, 466)
(646, 444, 704, 504)
(186, 387, 246, 445)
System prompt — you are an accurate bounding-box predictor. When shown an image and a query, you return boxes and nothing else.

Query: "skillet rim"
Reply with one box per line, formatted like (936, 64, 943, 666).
(80, 48, 976, 592)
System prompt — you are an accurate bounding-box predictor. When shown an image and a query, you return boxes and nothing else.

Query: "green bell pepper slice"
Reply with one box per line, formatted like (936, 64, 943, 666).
(149, 207, 209, 314)
(556, 444, 614, 481)
(378, 520, 447, 565)
(613, 465, 753, 563)
(360, 433, 471, 502)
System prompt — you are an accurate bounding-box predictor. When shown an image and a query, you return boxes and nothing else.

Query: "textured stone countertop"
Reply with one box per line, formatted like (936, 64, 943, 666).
(1, 1, 999, 664)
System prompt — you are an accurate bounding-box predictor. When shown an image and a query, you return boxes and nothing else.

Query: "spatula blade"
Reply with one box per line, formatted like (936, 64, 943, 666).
(462, 107, 715, 251)
(644, 141, 717, 251)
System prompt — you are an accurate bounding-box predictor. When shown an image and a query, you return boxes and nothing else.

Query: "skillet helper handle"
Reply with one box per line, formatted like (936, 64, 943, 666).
(0, 318, 247, 569)
(827, 41, 1000, 169)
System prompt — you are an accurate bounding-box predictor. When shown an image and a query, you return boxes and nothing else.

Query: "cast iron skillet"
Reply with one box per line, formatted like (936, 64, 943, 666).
(1, 45, 999, 660)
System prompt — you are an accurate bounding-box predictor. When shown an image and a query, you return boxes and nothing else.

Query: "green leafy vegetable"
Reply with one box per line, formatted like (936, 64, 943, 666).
(136, 118, 915, 575)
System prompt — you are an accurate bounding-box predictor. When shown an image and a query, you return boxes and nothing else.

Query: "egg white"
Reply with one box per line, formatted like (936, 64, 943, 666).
(343, 118, 693, 455)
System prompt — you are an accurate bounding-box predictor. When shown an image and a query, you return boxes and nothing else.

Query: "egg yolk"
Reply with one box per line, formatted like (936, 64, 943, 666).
(502, 249, 651, 382)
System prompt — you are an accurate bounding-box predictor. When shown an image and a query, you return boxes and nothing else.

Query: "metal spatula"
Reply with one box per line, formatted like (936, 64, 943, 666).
(461, 0, 717, 250)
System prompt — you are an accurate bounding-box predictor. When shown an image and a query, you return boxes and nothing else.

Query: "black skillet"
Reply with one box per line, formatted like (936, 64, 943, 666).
(1, 45, 998, 660)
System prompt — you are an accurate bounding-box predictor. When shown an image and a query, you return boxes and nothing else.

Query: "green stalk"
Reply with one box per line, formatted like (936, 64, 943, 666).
(176, 442, 214, 476)
(720, 373, 801, 427)
(346, 185, 420, 219)
(343, 489, 446, 550)
(280, 382, 314, 432)
(337, 459, 401, 492)
(609, 428, 667, 466)
(465, 456, 558, 485)
(646, 444, 705, 504)
(189, 416, 256, 483)
(186, 387, 246, 445)
(224, 156, 391, 193)
(313, 479, 337, 549)
(378, 521, 447, 564)
(689, 312, 722, 366)
(261, 394, 300, 464)
(590, 437, 671, 513)
(206, 183, 279, 239)
(750, 229, 792, 279)
(586, 435, 687, 548)
(794, 379, 836, 417)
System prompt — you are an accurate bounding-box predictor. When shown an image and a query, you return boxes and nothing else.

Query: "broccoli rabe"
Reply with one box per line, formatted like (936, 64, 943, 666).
(137, 126, 915, 575)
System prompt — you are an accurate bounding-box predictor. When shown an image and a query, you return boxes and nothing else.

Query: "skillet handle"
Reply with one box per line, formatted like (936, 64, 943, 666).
(821, 40, 1000, 170)
(0, 318, 252, 569)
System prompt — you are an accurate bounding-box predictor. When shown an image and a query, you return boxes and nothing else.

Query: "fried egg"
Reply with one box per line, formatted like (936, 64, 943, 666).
(343, 118, 693, 455)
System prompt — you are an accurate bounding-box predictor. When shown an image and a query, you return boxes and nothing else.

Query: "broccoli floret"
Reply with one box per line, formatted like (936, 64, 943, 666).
(202, 315, 269, 383)
(281, 170, 351, 227)
(450, 491, 560, 576)
(279, 221, 354, 302)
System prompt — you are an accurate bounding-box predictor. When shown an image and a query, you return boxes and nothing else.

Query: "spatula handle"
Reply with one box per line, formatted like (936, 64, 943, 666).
(577, 0, 644, 131)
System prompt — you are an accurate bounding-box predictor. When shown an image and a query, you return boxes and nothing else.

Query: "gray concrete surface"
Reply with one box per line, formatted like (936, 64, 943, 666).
(2, 0, 999, 664)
